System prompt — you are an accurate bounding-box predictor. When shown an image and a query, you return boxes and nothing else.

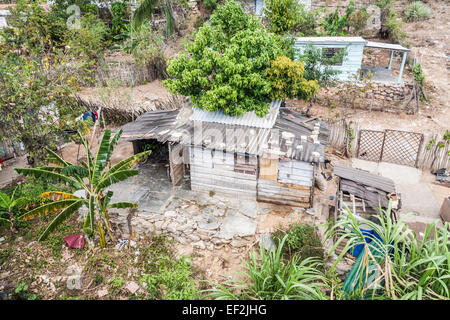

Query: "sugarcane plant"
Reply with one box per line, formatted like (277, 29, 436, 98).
(14, 129, 151, 248)
(325, 202, 450, 300)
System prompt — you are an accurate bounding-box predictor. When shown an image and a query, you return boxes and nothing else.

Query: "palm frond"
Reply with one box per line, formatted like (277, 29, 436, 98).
(14, 168, 82, 189)
(38, 200, 84, 241)
(18, 199, 83, 221)
(132, 0, 159, 30)
(39, 191, 81, 201)
(108, 202, 138, 209)
(97, 169, 139, 191)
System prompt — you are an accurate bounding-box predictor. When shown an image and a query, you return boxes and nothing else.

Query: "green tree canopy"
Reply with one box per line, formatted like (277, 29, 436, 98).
(163, 0, 315, 117)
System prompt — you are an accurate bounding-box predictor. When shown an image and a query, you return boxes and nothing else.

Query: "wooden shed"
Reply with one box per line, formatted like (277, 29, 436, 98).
(118, 102, 330, 208)
(333, 164, 400, 222)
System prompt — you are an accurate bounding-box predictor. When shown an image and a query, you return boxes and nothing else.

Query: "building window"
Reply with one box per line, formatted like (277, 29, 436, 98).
(323, 48, 344, 66)
(234, 153, 256, 175)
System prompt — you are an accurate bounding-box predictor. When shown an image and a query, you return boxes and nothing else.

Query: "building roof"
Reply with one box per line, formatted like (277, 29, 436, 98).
(334, 164, 396, 193)
(295, 36, 367, 45)
(365, 41, 410, 52)
(119, 106, 329, 162)
(119, 109, 181, 143)
(189, 101, 281, 129)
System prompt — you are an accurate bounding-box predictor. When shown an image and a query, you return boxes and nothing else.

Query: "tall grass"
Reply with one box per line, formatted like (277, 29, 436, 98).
(205, 235, 329, 300)
(325, 202, 449, 300)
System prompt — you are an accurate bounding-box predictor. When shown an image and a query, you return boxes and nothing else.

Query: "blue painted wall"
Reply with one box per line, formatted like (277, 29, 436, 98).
(294, 41, 366, 81)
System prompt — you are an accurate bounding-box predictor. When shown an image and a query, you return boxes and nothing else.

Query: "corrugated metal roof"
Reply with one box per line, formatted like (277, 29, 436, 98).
(365, 41, 410, 52)
(189, 101, 281, 129)
(119, 109, 182, 143)
(334, 164, 396, 193)
(295, 36, 367, 45)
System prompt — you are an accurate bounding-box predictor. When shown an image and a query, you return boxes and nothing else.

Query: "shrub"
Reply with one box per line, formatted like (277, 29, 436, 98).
(264, 0, 301, 34)
(265, 56, 319, 102)
(203, 0, 219, 11)
(121, 23, 164, 66)
(111, 1, 129, 37)
(140, 256, 200, 300)
(273, 223, 324, 261)
(296, 5, 322, 36)
(404, 1, 431, 22)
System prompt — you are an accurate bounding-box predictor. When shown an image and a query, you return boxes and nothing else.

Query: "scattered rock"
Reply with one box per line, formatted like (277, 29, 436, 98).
(0, 237, 5, 243)
(231, 239, 247, 248)
(192, 241, 206, 250)
(164, 210, 176, 217)
(0, 272, 10, 280)
(97, 288, 108, 298)
(125, 281, 140, 294)
(260, 233, 276, 251)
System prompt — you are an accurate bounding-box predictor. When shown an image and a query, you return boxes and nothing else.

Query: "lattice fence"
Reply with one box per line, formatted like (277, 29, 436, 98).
(357, 130, 385, 162)
(382, 130, 423, 167)
(357, 129, 424, 167)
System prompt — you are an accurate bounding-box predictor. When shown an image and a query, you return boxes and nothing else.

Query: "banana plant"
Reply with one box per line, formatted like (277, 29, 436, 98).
(0, 187, 28, 232)
(14, 129, 151, 247)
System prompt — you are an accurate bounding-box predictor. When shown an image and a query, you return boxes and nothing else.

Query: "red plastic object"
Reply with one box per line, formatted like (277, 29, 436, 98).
(64, 233, 85, 249)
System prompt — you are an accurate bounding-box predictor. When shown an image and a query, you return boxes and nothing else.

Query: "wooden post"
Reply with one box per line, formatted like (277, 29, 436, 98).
(397, 51, 407, 84)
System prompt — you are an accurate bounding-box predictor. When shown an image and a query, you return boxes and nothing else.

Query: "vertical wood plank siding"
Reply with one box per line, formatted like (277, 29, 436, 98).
(257, 158, 313, 207)
(190, 146, 257, 200)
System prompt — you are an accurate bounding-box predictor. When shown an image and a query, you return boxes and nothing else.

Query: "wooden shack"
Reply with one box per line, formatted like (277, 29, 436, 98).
(118, 102, 330, 208)
(333, 164, 400, 222)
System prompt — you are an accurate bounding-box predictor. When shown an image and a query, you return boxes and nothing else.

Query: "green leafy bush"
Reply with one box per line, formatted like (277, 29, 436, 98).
(163, 0, 314, 117)
(203, 0, 219, 11)
(273, 223, 324, 261)
(140, 256, 200, 299)
(120, 23, 164, 66)
(404, 1, 431, 22)
(111, 1, 129, 37)
(264, 0, 301, 34)
(321, 1, 355, 36)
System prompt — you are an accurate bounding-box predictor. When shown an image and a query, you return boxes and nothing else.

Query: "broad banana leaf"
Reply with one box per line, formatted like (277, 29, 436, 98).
(40, 191, 81, 201)
(61, 165, 89, 179)
(15, 168, 82, 189)
(92, 130, 112, 185)
(44, 147, 74, 167)
(0, 192, 11, 208)
(96, 169, 139, 191)
(38, 200, 85, 241)
(108, 202, 138, 209)
(18, 199, 83, 221)
(105, 129, 122, 166)
(106, 150, 151, 176)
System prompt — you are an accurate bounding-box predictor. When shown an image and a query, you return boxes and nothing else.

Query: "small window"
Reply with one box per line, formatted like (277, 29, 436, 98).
(323, 48, 344, 66)
(234, 153, 256, 175)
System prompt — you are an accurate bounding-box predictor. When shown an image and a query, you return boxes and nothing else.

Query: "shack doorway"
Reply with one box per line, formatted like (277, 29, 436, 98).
(132, 139, 188, 187)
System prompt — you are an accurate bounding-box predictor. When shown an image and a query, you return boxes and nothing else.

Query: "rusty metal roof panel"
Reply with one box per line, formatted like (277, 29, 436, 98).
(334, 164, 396, 193)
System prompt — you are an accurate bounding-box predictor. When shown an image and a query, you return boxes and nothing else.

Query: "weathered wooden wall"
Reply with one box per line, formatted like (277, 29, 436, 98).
(190, 146, 257, 200)
(257, 158, 314, 208)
